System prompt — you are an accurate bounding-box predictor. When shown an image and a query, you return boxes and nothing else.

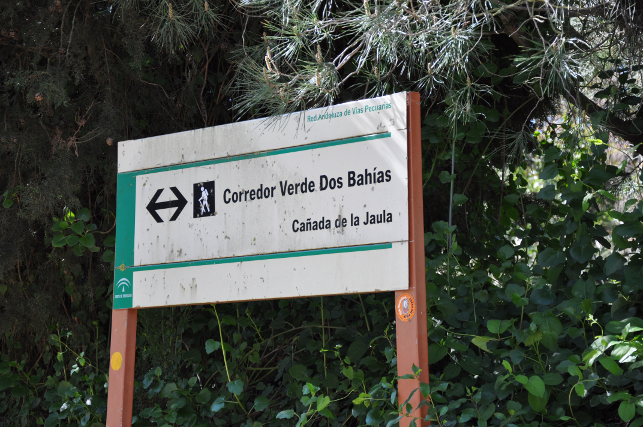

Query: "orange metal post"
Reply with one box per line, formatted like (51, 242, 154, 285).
(106, 308, 138, 427)
(395, 92, 429, 427)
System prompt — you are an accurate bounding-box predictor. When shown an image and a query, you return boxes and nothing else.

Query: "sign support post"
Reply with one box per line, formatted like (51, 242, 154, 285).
(395, 92, 429, 427)
(106, 308, 138, 427)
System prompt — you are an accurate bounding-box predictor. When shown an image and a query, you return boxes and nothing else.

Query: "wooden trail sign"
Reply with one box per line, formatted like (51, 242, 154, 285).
(107, 92, 428, 426)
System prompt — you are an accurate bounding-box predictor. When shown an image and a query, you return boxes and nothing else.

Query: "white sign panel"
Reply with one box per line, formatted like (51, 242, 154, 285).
(114, 93, 411, 309)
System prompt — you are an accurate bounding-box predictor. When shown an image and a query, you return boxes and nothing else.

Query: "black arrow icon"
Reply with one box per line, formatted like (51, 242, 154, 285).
(146, 187, 188, 223)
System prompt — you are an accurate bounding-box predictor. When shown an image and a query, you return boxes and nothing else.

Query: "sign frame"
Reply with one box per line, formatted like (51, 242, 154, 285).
(106, 92, 428, 427)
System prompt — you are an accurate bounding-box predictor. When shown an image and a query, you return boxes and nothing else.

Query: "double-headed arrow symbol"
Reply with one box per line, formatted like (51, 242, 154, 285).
(146, 187, 187, 223)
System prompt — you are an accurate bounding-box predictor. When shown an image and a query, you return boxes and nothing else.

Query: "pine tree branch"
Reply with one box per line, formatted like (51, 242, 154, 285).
(565, 91, 643, 155)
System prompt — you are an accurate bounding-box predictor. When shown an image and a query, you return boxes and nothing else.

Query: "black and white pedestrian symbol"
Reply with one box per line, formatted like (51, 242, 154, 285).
(193, 181, 215, 218)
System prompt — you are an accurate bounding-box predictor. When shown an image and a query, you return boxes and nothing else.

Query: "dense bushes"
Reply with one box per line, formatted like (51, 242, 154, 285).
(1, 112, 642, 427)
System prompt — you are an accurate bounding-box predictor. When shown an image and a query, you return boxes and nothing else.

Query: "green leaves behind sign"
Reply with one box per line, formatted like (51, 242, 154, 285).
(606, 317, 643, 334)
(536, 184, 556, 200)
(226, 379, 244, 395)
(439, 171, 456, 183)
(524, 375, 545, 398)
(210, 396, 225, 412)
(254, 396, 271, 411)
(619, 401, 636, 422)
(195, 388, 211, 403)
(598, 356, 624, 375)
(78, 233, 95, 248)
(205, 339, 220, 354)
(427, 343, 448, 363)
(317, 395, 330, 412)
(77, 207, 91, 222)
(538, 248, 565, 268)
(614, 222, 643, 238)
(289, 364, 308, 381)
(452, 194, 468, 206)
(605, 252, 626, 276)
(497, 246, 514, 261)
(52, 234, 67, 248)
(570, 243, 596, 264)
(71, 221, 84, 235)
(487, 319, 512, 334)
(276, 409, 295, 419)
(572, 277, 596, 299)
(539, 163, 559, 180)
(471, 336, 492, 352)
(528, 389, 548, 413)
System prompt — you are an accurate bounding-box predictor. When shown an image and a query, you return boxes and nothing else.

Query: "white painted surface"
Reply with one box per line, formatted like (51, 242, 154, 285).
(118, 93, 407, 173)
(116, 92, 412, 307)
(132, 242, 408, 308)
(134, 130, 408, 266)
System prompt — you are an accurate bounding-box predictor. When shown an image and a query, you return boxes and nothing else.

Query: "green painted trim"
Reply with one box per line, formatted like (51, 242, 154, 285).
(113, 173, 136, 308)
(129, 243, 393, 273)
(118, 132, 392, 177)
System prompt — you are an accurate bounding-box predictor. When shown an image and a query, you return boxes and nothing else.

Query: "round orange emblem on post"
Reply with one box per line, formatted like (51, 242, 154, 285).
(111, 352, 123, 371)
(396, 293, 416, 322)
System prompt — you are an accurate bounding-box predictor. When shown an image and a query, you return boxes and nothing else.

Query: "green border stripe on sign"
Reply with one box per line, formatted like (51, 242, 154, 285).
(119, 132, 392, 177)
(130, 243, 393, 273)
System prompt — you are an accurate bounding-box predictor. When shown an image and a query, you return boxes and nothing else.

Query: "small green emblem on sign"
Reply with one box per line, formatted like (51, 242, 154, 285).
(113, 268, 133, 309)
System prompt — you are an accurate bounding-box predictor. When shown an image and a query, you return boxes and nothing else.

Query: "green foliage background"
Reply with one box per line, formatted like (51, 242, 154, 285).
(1, 0, 643, 426)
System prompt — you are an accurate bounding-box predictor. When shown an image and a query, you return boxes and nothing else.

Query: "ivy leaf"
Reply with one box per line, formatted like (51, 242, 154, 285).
(543, 373, 563, 385)
(276, 410, 295, 419)
(289, 364, 308, 381)
(205, 339, 220, 354)
(487, 319, 512, 334)
(614, 222, 643, 238)
(210, 396, 225, 412)
(539, 164, 559, 180)
(71, 221, 84, 235)
(439, 171, 456, 183)
(605, 253, 626, 276)
(195, 388, 211, 403)
(317, 395, 330, 412)
(525, 376, 545, 398)
(52, 234, 67, 248)
(102, 250, 115, 263)
(365, 408, 384, 425)
(598, 357, 624, 375)
(538, 248, 565, 268)
(73, 244, 85, 256)
(524, 332, 542, 346)
(536, 184, 556, 200)
(528, 390, 548, 412)
(606, 317, 643, 334)
(570, 244, 596, 264)
(574, 383, 585, 397)
(66, 235, 79, 246)
(497, 246, 514, 261)
(572, 277, 596, 299)
(254, 396, 271, 411)
(452, 193, 468, 206)
(471, 336, 492, 352)
(77, 208, 91, 222)
(226, 379, 244, 395)
(619, 401, 636, 422)
(78, 233, 96, 248)
(568, 365, 582, 379)
(104, 235, 116, 247)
